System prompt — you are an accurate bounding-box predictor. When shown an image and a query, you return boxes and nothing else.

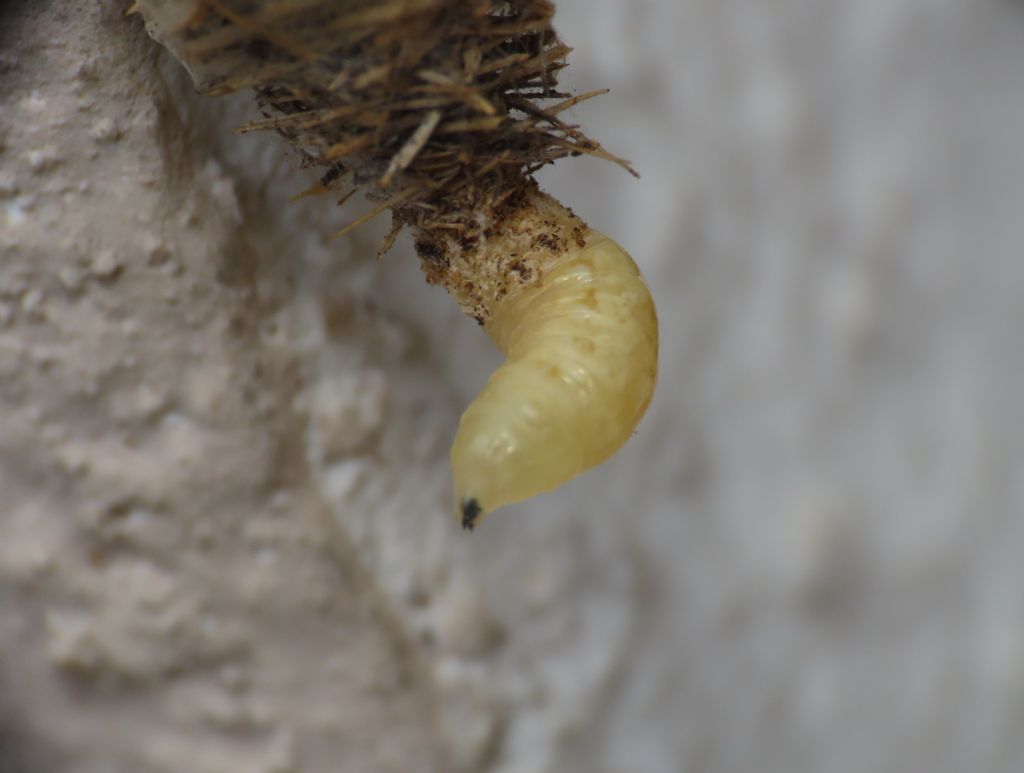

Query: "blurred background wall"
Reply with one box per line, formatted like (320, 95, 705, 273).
(2, 1, 1023, 772)
(538, 1, 1024, 771)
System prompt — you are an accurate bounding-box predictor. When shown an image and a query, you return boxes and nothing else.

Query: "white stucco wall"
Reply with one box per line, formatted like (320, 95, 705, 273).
(2, 1, 1023, 771)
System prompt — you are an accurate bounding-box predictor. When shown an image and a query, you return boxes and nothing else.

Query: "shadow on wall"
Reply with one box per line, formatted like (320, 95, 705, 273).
(0, 691, 53, 773)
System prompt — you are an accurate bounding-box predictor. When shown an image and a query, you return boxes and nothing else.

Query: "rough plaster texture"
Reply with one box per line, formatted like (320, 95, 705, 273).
(0, 4, 448, 772)
(3, 1, 1024, 772)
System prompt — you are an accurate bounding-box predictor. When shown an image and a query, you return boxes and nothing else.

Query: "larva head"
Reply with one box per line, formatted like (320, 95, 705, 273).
(451, 396, 529, 530)
(460, 498, 484, 531)
(451, 370, 573, 529)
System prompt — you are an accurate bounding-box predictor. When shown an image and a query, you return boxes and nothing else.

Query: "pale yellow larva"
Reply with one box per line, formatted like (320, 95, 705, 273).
(452, 230, 658, 529)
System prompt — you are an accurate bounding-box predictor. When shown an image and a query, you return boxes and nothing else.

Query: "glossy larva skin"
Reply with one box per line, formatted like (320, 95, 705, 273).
(452, 230, 658, 527)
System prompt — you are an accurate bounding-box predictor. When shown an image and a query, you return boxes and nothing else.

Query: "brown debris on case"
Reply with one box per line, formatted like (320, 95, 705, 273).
(416, 184, 588, 323)
(135, 0, 633, 316)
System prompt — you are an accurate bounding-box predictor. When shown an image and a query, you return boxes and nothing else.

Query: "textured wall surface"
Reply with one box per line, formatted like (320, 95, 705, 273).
(2, 1, 1024, 772)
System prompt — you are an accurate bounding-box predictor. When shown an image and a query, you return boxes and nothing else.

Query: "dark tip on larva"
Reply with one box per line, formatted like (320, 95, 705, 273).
(461, 498, 482, 531)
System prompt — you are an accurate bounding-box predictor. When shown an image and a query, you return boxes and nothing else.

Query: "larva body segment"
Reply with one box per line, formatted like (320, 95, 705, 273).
(452, 231, 658, 528)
